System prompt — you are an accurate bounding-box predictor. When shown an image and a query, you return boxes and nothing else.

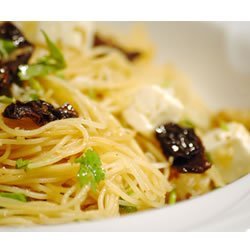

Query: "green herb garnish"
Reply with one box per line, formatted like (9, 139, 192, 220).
(0, 39, 16, 59)
(179, 119, 194, 128)
(0, 192, 27, 202)
(29, 93, 39, 100)
(126, 188, 134, 196)
(161, 80, 171, 88)
(219, 121, 229, 131)
(87, 89, 97, 100)
(40, 31, 65, 67)
(75, 149, 105, 191)
(27, 79, 44, 100)
(18, 31, 66, 81)
(119, 205, 137, 214)
(0, 95, 14, 104)
(55, 71, 65, 79)
(16, 158, 29, 169)
(29, 78, 44, 92)
(205, 151, 213, 164)
(168, 190, 177, 205)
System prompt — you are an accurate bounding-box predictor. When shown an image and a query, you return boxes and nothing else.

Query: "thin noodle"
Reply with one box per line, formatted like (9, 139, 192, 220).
(0, 22, 225, 226)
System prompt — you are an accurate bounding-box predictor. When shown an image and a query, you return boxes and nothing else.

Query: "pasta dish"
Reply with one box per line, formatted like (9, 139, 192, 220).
(0, 21, 249, 226)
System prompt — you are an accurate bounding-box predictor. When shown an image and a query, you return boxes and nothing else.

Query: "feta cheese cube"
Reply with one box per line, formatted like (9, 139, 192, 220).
(203, 122, 250, 183)
(122, 85, 184, 136)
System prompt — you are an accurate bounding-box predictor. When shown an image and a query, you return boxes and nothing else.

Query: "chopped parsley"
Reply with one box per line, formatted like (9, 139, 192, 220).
(161, 80, 171, 88)
(119, 205, 137, 214)
(55, 71, 65, 79)
(168, 189, 177, 205)
(29, 93, 39, 101)
(87, 89, 97, 100)
(126, 188, 134, 195)
(0, 38, 16, 59)
(16, 158, 29, 169)
(11, 83, 42, 102)
(179, 119, 194, 128)
(205, 151, 213, 164)
(0, 192, 27, 202)
(219, 121, 229, 131)
(29, 78, 44, 92)
(28, 79, 43, 100)
(0, 95, 14, 104)
(18, 31, 66, 81)
(75, 149, 105, 191)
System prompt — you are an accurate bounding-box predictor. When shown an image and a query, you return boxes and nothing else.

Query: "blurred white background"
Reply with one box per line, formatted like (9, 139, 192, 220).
(104, 22, 250, 110)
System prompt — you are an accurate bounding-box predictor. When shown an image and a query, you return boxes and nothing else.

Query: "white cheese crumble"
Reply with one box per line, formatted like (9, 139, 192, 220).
(203, 122, 250, 183)
(122, 85, 184, 136)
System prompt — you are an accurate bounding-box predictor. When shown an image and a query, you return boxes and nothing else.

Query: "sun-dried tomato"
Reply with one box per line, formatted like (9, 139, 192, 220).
(3, 100, 78, 126)
(0, 22, 32, 48)
(0, 66, 11, 96)
(155, 123, 211, 173)
(0, 22, 34, 96)
(57, 103, 78, 119)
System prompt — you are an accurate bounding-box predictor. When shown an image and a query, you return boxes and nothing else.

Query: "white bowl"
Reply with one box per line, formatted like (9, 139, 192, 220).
(3, 22, 250, 231)
(5, 174, 249, 232)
